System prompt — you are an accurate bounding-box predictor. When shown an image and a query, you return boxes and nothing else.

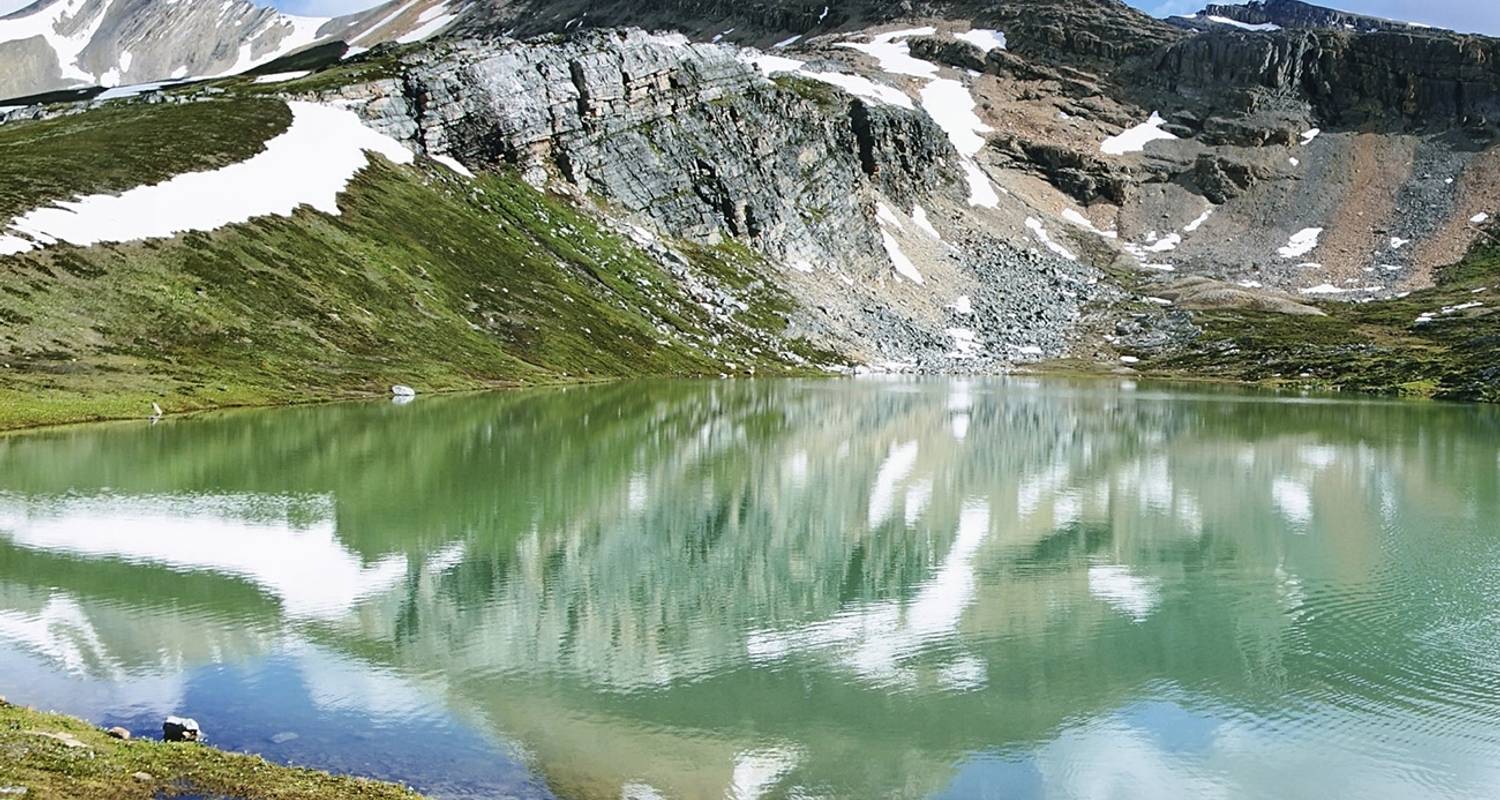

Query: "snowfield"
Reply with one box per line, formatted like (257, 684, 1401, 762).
(0, 102, 413, 255)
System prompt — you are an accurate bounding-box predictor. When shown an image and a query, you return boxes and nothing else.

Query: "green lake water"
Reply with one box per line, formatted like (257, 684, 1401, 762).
(1, 378, 1498, 799)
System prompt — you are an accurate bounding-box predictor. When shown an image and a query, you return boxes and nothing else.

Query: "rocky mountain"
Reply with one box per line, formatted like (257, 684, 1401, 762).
(1, 0, 1499, 429)
(0, 0, 460, 100)
(1192, 0, 1437, 34)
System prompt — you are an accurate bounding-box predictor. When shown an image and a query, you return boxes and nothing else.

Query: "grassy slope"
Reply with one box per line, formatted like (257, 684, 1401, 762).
(0, 699, 423, 799)
(1136, 237, 1500, 401)
(0, 97, 827, 430)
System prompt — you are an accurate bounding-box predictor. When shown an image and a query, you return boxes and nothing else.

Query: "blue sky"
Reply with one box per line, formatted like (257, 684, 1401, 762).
(2, 0, 1497, 39)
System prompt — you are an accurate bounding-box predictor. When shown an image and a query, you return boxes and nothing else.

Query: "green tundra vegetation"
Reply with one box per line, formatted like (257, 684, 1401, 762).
(1139, 236, 1500, 402)
(0, 700, 425, 799)
(0, 95, 834, 431)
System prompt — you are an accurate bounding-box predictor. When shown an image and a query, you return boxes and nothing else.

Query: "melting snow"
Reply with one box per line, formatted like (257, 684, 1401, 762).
(96, 79, 185, 100)
(741, 53, 912, 108)
(431, 153, 473, 177)
(1025, 217, 1077, 261)
(0, 101, 412, 254)
(880, 231, 924, 284)
(837, 27, 939, 78)
(1063, 208, 1118, 238)
(919, 79, 991, 157)
(954, 28, 1006, 52)
(1278, 227, 1324, 258)
(911, 204, 941, 240)
(252, 70, 312, 84)
(1205, 15, 1281, 31)
(960, 161, 1000, 208)
(1183, 208, 1213, 233)
(1100, 112, 1177, 156)
(396, 5, 456, 44)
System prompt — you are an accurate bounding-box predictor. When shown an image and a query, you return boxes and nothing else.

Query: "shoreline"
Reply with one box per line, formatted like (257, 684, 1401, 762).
(0, 366, 1476, 437)
(0, 696, 426, 799)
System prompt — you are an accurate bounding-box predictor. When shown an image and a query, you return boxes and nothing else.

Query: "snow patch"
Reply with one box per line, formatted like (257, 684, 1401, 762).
(1183, 208, 1213, 233)
(772, 34, 802, 49)
(911, 204, 941, 240)
(431, 153, 473, 177)
(1025, 217, 1077, 261)
(1472, 212, 1491, 224)
(252, 70, 311, 84)
(0, 102, 412, 254)
(396, 6, 456, 44)
(1063, 208, 1117, 238)
(1205, 15, 1281, 31)
(954, 28, 1006, 52)
(740, 52, 912, 108)
(836, 27, 938, 78)
(1300, 128, 1321, 145)
(1389, 236, 1410, 250)
(948, 295, 973, 315)
(880, 231, 923, 284)
(1278, 227, 1324, 259)
(1100, 112, 1177, 156)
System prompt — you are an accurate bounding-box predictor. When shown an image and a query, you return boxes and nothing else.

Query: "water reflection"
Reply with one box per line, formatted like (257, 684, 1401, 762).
(0, 379, 1497, 799)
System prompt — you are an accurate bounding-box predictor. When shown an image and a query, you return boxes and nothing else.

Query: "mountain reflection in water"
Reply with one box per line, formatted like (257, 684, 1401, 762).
(1, 378, 1498, 800)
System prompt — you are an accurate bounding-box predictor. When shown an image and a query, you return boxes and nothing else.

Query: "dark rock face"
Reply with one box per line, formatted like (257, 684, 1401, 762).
(1140, 28, 1500, 129)
(993, 135, 1134, 204)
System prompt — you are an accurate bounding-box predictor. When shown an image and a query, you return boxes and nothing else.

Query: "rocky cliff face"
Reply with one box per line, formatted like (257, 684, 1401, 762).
(1200, 0, 1429, 34)
(1139, 27, 1500, 129)
(336, 30, 951, 274)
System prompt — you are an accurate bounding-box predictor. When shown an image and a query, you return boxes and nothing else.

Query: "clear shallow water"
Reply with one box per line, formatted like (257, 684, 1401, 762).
(1, 378, 1499, 799)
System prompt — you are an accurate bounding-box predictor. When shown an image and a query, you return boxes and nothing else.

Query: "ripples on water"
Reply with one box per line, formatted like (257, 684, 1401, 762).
(0, 378, 1498, 799)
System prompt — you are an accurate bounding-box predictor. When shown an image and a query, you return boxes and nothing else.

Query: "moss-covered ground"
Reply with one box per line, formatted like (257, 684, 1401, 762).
(0, 699, 425, 799)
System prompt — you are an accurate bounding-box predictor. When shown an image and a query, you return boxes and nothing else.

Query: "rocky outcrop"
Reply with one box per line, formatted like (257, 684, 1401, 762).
(1140, 28, 1500, 130)
(336, 30, 955, 274)
(1199, 0, 1430, 34)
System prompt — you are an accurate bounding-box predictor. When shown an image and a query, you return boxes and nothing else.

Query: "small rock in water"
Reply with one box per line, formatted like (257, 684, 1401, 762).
(105, 726, 131, 740)
(162, 715, 201, 742)
(390, 385, 417, 397)
(269, 731, 299, 744)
